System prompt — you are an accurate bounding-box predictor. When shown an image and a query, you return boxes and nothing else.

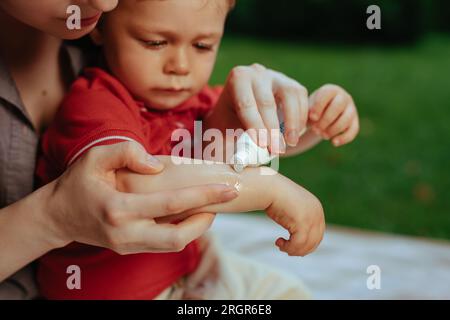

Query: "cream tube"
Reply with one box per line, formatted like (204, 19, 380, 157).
(230, 110, 307, 172)
(231, 132, 276, 173)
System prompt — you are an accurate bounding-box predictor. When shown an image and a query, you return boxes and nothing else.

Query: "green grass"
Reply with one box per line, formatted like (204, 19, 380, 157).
(210, 34, 450, 240)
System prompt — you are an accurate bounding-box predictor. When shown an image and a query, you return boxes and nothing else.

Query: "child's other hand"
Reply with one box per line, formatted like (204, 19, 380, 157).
(308, 84, 359, 147)
(222, 64, 309, 153)
(267, 175, 325, 257)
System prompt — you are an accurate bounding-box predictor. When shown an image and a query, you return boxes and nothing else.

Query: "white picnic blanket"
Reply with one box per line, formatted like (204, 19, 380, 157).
(211, 214, 450, 300)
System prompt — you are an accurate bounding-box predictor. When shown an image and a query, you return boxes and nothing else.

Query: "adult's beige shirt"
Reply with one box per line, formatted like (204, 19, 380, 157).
(0, 45, 84, 299)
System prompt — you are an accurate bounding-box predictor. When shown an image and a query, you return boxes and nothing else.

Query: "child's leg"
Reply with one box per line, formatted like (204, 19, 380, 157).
(181, 234, 312, 300)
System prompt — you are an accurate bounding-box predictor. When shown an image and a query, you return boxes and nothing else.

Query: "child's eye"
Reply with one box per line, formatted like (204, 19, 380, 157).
(141, 40, 168, 49)
(194, 42, 213, 51)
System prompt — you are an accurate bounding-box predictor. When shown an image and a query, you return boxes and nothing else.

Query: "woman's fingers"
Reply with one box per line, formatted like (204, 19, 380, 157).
(112, 213, 216, 254)
(147, 212, 216, 252)
(108, 184, 238, 224)
(164, 212, 216, 249)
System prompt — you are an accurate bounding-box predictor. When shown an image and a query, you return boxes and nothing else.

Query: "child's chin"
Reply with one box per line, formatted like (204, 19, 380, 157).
(145, 99, 185, 111)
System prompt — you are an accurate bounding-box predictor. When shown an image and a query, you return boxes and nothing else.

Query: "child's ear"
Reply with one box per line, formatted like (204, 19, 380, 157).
(90, 27, 103, 46)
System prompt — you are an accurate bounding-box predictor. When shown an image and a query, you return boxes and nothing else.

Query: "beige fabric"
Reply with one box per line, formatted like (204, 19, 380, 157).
(155, 234, 312, 300)
(0, 44, 85, 300)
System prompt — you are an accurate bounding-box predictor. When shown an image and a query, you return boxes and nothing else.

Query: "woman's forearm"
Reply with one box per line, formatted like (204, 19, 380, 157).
(117, 156, 279, 217)
(0, 182, 62, 282)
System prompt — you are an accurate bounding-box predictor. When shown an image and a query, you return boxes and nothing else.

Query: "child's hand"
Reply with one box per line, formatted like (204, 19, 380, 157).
(308, 84, 359, 147)
(221, 64, 309, 153)
(266, 174, 325, 257)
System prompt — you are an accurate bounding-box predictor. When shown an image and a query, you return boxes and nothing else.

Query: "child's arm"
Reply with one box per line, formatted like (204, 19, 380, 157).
(116, 156, 324, 256)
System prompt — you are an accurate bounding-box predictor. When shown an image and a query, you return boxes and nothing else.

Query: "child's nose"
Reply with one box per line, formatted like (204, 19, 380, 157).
(164, 49, 190, 76)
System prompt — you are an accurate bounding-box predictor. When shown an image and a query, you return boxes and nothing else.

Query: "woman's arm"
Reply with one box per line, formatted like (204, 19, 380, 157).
(0, 142, 238, 282)
(0, 182, 63, 282)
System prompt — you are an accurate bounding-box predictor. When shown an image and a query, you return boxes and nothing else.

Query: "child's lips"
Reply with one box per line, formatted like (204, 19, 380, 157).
(153, 88, 190, 95)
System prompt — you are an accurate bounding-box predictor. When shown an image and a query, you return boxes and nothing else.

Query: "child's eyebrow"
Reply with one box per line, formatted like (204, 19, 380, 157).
(134, 26, 222, 40)
(194, 32, 223, 40)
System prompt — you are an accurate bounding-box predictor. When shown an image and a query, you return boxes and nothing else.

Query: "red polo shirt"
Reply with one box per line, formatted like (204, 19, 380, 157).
(36, 67, 222, 299)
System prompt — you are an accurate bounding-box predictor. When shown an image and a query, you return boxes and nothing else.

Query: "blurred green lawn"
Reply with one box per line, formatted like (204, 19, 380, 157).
(210, 34, 450, 240)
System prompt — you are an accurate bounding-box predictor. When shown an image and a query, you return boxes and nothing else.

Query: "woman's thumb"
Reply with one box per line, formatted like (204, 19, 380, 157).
(95, 141, 164, 174)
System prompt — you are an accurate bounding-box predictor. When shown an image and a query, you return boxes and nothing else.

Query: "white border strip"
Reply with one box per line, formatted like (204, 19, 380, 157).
(67, 136, 139, 167)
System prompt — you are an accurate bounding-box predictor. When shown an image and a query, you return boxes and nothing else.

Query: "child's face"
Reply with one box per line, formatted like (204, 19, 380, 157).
(93, 0, 228, 110)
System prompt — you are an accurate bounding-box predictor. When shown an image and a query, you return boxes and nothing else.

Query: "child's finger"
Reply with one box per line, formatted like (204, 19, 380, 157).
(297, 86, 310, 140)
(277, 92, 299, 147)
(275, 237, 287, 248)
(277, 229, 309, 256)
(276, 85, 307, 147)
(276, 237, 297, 256)
(315, 94, 347, 133)
(308, 85, 337, 122)
(229, 71, 268, 147)
(332, 118, 360, 147)
(324, 104, 355, 138)
(253, 78, 283, 153)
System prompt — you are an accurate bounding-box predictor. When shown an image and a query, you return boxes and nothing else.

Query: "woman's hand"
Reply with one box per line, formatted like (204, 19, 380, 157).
(46, 142, 239, 254)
